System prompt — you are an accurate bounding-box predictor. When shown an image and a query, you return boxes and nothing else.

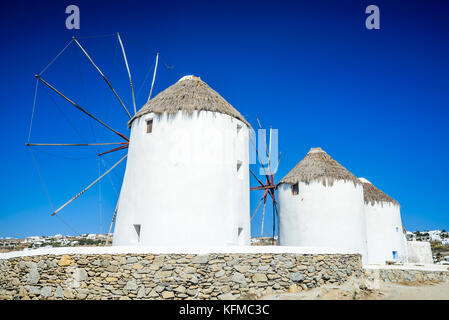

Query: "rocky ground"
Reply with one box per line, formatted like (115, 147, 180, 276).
(262, 277, 449, 300)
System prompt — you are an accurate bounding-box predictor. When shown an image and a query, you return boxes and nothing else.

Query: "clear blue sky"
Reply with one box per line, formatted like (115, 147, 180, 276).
(0, 0, 448, 238)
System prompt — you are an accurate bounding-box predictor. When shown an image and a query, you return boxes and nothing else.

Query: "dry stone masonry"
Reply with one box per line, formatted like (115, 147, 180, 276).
(0, 253, 362, 300)
(364, 268, 449, 283)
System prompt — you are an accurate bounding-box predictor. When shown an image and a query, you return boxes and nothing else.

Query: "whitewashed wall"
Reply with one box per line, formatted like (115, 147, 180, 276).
(407, 241, 433, 265)
(278, 180, 368, 264)
(113, 110, 250, 247)
(365, 202, 407, 264)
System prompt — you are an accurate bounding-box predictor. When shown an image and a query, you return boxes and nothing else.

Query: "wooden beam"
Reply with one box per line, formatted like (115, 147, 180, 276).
(25, 142, 127, 147)
(147, 52, 159, 102)
(97, 144, 128, 156)
(51, 154, 127, 216)
(117, 33, 137, 115)
(35, 75, 129, 142)
(73, 37, 132, 119)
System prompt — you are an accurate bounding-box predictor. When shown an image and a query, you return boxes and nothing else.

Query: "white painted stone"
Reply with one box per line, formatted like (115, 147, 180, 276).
(113, 110, 250, 247)
(364, 201, 407, 264)
(278, 180, 368, 263)
(406, 241, 433, 265)
(0, 245, 361, 260)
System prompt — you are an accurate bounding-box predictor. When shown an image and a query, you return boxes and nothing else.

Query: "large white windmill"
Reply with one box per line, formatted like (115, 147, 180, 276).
(27, 36, 252, 247)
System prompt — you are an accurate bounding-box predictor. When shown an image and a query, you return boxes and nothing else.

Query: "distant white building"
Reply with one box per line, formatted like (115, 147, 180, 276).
(428, 230, 442, 242)
(407, 241, 433, 264)
(406, 231, 416, 241)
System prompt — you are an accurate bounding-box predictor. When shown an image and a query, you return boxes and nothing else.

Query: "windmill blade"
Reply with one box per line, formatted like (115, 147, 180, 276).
(256, 115, 263, 130)
(117, 32, 137, 115)
(73, 37, 132, 119)
(249, 131, 270, 178)
(249, 168, 265, 187)
(35, 75, 129, 142)
(256, 115, 270, 157)
(51, 154, 127, 216)
(268, 126, 273, 175)
(97, 144, 129, 156)
(147, 52, 159, 102)
(272, 200, 276, 245)
(254, 116, 273, 175)
(106, 193, 120, 246)
(25, 142, 127, 147)
(274, 151, 282, 174)
(260, 199, 267, 237)
(250, 197, 264, 221)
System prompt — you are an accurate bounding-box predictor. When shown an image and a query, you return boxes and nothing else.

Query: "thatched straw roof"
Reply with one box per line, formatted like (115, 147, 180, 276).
(359, 177, 399, 206)
(129, 75, 249, 127)
(279, 147, 361, 187)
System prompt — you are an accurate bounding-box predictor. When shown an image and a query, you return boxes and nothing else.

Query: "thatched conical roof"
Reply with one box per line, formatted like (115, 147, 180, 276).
(279, 147, 361, 186)
(358, 177, 399, 206)
(129, 75, 250, 127)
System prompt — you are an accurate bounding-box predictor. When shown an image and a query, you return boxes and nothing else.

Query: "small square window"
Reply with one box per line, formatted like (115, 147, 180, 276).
(291, 183, 299, 195)
(146, 119, 153, 133)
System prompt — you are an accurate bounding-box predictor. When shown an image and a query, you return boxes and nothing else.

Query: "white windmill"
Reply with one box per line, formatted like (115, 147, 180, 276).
(27, 36, 253, 247)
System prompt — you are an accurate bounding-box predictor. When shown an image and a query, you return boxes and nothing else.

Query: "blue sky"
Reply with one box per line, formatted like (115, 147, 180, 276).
(0, 0, 448, 238)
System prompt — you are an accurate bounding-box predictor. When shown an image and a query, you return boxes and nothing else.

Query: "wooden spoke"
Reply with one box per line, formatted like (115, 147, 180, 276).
(147, 53, 159, 102)
(250, 197, 264, 222)
(117, 33, 137, 115)
(73, 37, 132, 119)
(97, 144, 129, 156)
(25, 142, 127, 147)
(260, 199, 267, 237)
(35, 75, 129, 142)
(249, 168, 265, 187)
(106, 193, 120, 246)
(51, 154, 127, 216)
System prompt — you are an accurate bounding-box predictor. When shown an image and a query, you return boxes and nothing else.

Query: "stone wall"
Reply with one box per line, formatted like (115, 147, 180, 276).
(364, 268, 449, 283)
(0, 253, 362, 300)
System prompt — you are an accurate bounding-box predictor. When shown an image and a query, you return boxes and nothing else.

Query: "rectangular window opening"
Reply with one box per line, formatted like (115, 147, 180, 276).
(146, 119, 153, 133)
(236, 160, 243, 179)
(238, 227, 243, 237)
(133, 224, 141, 243)
(236, 160, 242, 172)
(291, 183, 299, 195)
(236, 123, 242, 135)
